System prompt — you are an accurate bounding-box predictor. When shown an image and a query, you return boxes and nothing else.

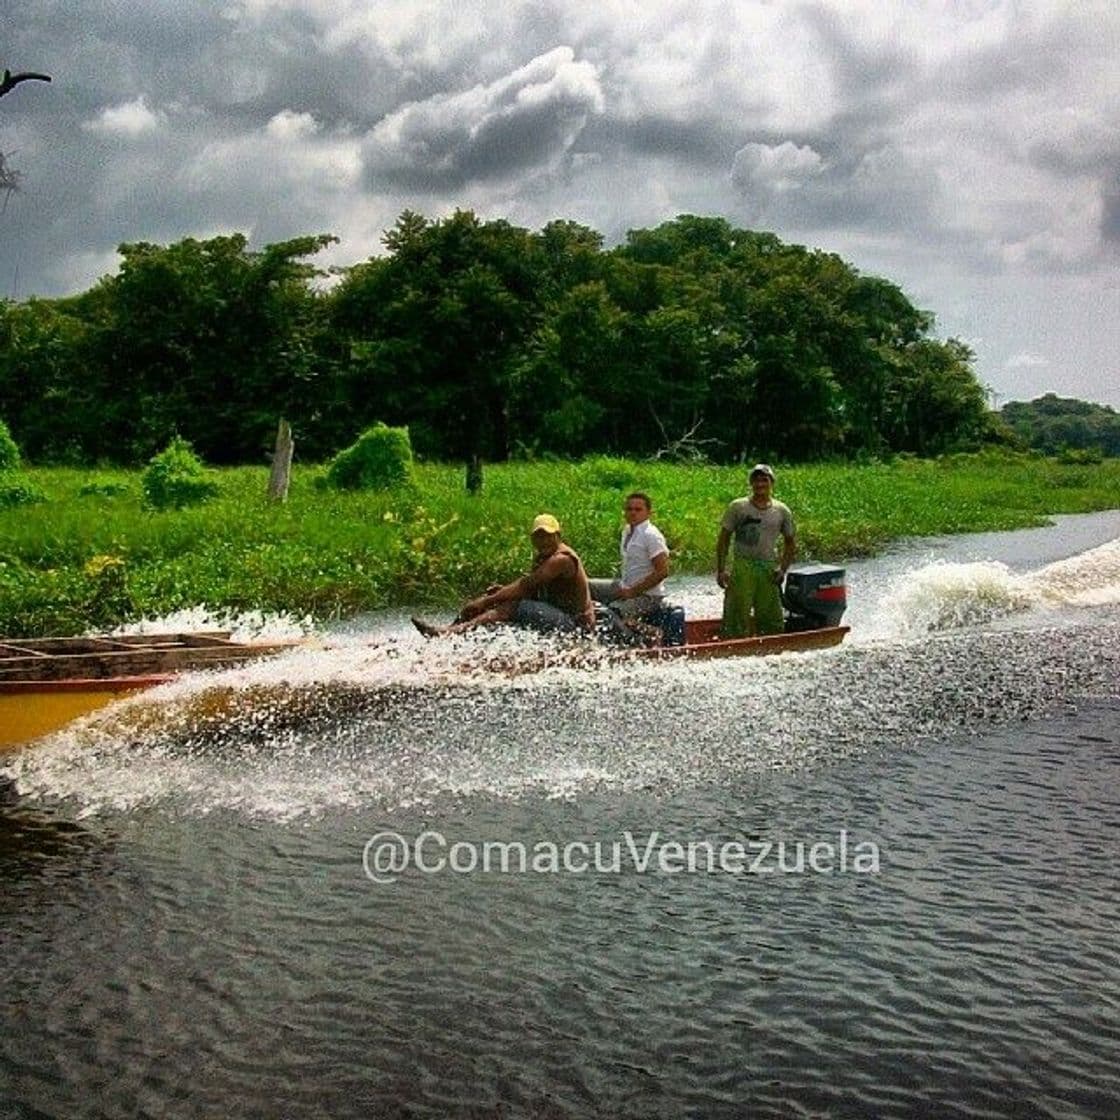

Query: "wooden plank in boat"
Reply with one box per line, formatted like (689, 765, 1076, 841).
(0, 633, 297, 683)
(0, 631, 232, 657)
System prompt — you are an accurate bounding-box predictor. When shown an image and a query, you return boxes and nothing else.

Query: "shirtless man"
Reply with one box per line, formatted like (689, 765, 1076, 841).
(412, 514, 594, 637)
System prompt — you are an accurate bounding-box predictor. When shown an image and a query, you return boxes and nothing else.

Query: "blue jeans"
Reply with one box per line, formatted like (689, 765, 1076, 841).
(513, 599, 582, 633)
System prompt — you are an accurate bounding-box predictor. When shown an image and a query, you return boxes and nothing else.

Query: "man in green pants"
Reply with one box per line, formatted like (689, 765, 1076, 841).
(716, 464, 796, 637)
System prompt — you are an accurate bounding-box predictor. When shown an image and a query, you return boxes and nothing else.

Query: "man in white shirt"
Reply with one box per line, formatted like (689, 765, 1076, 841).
(589, 492, 670, 623)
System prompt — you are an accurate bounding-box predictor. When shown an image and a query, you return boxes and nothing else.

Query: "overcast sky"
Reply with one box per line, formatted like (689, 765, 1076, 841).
(3, 1, 1118, 407)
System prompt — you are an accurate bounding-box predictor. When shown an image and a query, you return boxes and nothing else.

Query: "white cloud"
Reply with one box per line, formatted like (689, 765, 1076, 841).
(732, 142, 824, 193)
(266, 110, 321, 141)
(1004, 352, 1050, 369)
(3, 1, 1120, 407)
(84, 97, 165, 137)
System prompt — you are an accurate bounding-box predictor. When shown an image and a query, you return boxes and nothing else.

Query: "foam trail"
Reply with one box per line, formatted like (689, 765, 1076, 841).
(861, 536, 1120, 637)
(1031, 537, 1120, 606)
(864, 560, 1037, 636)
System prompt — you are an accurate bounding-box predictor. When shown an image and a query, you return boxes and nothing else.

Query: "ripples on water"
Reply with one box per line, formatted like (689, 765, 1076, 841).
(2, 522, 1119, 1117)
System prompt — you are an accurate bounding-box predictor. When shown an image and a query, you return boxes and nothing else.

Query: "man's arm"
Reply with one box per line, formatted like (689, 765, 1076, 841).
(459, 573, 535, 619)
(716, 527, 732, 589)
(775, 532, 796, 583)
(616, 551, 669, 599)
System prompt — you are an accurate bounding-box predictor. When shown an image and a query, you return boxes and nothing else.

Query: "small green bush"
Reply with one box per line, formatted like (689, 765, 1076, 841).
(78, 480, 132, 498)
(1056, 446, 1103, 465)
(0, 472, 46, 508)
(141, 437, 220, 510)
(83, 553, 135, 627)
(578, 455, 638, 488)
(326, 423, 414, 491)
(0, 420, 20, 471)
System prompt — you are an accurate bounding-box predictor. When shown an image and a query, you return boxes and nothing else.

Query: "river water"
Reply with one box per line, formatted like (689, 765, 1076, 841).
(2, 513, 1119, 1119)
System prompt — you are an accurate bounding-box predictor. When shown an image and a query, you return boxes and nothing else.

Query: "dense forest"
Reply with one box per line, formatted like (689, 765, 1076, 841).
(0, 212, 1000, 466)
(1000, 394, 1120, 458)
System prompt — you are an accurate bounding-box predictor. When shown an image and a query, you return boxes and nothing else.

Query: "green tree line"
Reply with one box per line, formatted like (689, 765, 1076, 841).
(1000, 394, 1120, 458)
(0, 212, 997, 467)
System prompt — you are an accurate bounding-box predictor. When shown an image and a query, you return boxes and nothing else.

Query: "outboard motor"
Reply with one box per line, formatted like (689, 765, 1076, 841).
(783, 564, 846, 631)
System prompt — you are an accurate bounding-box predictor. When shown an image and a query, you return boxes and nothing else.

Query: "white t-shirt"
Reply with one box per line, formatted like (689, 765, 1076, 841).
(621, 519, 669, 597)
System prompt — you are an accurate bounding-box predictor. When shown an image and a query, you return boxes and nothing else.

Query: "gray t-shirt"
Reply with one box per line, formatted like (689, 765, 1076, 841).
(721, 498, 794, 561)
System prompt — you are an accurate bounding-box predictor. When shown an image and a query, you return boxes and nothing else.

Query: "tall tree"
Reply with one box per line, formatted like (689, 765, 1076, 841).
(332, 210, 545, 485)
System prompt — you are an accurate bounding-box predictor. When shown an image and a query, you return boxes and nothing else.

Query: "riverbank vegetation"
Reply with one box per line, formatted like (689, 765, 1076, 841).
(1, 453, 1117, 636)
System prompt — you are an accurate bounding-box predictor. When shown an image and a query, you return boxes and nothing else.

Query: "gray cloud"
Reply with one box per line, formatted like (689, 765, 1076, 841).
(361, 46, 603, 190)
(1102, 169, 1120, 246)
(1, 1, 1118, 405)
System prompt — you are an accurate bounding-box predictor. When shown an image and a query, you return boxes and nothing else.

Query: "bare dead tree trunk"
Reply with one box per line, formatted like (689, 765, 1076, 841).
(465, 454, 483, 494)
(267, 419, 294, 502)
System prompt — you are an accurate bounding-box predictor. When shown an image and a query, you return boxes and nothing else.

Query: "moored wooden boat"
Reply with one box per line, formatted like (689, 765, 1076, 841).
(0, 632, 300, 749)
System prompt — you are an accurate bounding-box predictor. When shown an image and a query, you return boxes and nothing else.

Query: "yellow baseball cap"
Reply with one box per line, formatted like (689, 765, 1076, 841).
(531, 513, 561, 535)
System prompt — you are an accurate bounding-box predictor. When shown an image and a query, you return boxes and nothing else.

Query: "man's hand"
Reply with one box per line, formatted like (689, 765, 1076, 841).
(615, 585, 635, 601)
(772, 568, 786, 586)
(716, 569, 730, 589)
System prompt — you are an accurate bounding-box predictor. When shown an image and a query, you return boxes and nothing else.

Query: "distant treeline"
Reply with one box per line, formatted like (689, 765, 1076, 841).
(0, 212, 1001, 466)
(1000, 394, 1120, 458)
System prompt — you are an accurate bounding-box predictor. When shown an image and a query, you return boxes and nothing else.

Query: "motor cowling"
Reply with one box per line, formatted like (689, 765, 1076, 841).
(783, 564, 847, 630)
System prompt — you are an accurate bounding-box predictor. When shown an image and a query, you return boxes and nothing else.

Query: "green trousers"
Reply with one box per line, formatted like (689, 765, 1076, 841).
(721, 558, 784, 637)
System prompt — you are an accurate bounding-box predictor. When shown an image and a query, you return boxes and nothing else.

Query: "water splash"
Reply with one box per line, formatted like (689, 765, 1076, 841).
(866, 535, 1120, 636)
(5, 535, 1119, 820)
(109, 605, 314, 642)
(870, 560, 1037, 635)
(1033, 537, 1120, 607)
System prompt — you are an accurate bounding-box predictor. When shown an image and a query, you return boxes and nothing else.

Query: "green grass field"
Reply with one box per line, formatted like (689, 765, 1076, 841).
(1, 452, 1118, 635)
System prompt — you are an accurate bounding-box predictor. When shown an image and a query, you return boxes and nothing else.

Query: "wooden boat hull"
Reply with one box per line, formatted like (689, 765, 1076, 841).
(631, 620, 850, 661)
(0, 632, 299, 750)
(0, 675, 173, 749)
(0, 623, 850, 750)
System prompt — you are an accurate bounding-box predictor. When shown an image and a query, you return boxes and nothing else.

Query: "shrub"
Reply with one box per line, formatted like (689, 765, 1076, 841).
(1056, 446, 1103, 465)
(83, 553, 135, 627)
(578, 455, 638, 489)
(0, 419, 20, 471)
(141, 436, 220, 509)
(0, 473, 46, 508)
(326, 423, 414, 491)
(78, 480, 132, 498)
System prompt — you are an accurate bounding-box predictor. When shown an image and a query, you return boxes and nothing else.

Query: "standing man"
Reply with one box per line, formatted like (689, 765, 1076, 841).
(716, 464, 795, 637)
(589, 492, 670, 624)
(412, 513, 594, 637)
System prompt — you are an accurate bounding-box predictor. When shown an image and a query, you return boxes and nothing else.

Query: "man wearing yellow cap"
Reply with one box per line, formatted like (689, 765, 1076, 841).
(716, 464, 796, 637)
(412, 513, 594, 637)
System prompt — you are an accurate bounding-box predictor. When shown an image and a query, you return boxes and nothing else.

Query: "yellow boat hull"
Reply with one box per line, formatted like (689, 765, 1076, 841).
(0, 676, 170, 751)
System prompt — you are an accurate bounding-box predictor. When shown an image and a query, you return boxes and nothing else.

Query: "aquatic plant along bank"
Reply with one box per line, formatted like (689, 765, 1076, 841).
(1, 454, 1119, 635)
